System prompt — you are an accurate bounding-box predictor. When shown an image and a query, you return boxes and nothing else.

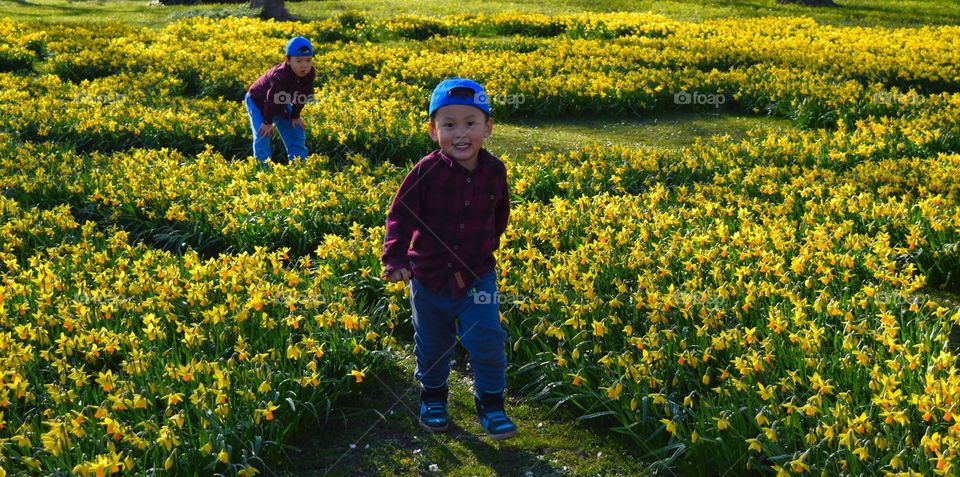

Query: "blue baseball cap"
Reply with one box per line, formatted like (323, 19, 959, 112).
(428, 78, 490, 117)
(285, 36, 313, 57)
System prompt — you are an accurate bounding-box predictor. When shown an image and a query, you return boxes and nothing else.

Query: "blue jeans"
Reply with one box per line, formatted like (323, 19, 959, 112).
(409, 270, 507, 395)
(244, 92, 308, 165)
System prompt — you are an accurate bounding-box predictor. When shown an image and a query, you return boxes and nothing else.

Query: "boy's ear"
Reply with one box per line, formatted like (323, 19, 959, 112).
(484, 116, 493, 138)
(428, 121, 438, 142)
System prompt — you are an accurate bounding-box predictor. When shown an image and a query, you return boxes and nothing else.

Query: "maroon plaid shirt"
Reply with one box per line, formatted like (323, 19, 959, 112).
(247, 62, 315, 125)
(382, 148, 510, 298)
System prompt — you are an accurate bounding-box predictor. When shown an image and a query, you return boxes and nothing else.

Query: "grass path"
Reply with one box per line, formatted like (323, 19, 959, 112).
(490, 112, 797, 157)
(280, 346, 651, 477)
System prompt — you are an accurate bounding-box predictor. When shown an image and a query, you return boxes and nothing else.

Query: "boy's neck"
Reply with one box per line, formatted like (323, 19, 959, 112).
(460, 157, 478, 171)
(443, 149, 481, 171)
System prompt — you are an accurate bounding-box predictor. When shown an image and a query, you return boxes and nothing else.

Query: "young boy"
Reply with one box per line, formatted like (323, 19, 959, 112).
(244, 36, 315, 167)
(381, 78, 516, 440)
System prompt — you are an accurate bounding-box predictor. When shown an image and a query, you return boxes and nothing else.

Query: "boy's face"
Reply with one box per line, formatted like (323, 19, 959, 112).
(429, 104, 493, 168)
(285, 55, 313, 77)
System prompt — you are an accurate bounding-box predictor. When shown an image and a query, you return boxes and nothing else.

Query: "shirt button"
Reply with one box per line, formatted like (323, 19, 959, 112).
(489, 194, 495, 200)
(447, 262, 452, 268)
(466, 178, 472, 183)
(464, 200, 470, 206)
(459, 223, 465, 229)
(454, 244, 460, 250)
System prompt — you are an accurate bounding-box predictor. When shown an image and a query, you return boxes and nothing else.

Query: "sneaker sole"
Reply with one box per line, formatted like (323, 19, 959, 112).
(420, 421, 450, 433)
(487, 429, 519, 441)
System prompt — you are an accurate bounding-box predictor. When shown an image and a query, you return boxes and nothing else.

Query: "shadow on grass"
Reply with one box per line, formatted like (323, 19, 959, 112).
(278, 348, 649, 476)
(277, 354, 547, 476)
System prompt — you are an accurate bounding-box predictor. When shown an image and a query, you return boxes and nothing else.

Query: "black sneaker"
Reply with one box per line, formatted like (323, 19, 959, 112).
(475, 391, 518, 440)
(419, 386, 450, 432)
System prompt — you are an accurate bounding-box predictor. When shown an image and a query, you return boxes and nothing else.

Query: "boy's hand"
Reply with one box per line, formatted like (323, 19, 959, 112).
(384, 268, 411, 283)
(258, 123, 274, 137)
(291, 117, 305, 130)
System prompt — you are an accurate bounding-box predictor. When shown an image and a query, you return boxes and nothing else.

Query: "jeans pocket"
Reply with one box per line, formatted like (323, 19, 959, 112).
(479, 270, 497, 292)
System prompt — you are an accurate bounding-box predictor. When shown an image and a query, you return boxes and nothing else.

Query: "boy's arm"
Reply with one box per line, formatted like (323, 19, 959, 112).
(261, 81, 281, 125)
(494, 166, 510, 238)
(382, 164, 423, 277)
(261, 68, 291, 125)
(291, 70, 315, 120)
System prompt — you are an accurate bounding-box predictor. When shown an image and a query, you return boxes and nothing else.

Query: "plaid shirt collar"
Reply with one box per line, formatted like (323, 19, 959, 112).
(437, 148, 493, 173)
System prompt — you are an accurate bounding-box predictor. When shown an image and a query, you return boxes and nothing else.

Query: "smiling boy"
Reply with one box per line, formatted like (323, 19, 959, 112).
(381, 78, 517, 440)
(244, 36, 315, 167)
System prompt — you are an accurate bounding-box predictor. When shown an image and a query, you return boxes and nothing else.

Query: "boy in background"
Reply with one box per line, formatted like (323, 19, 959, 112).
(245, 36, 315, 167)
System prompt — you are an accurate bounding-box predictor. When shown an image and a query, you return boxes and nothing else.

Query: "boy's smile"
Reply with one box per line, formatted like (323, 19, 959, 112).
(429, 104, 493, 171)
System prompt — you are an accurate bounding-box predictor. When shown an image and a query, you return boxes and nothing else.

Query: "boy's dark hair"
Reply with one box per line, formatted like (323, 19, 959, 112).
(285, 45, 312, 57)
(429, 87, 490, 122)
(448, 87, 476, 98)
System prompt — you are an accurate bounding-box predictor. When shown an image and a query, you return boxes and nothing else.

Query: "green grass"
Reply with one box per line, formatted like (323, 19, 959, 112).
(281, 346, 651, 477)
(0, 0, 188, 26)
(489, 111, 798, 158)
(1, 0, 959, 28)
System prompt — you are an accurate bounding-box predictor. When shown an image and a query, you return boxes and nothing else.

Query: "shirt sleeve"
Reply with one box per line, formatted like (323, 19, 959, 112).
(260, 70, 283, 125)
(291, 69, 315, 119)
(494, 165, 510, 239)
(382, 163, 424, 277)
